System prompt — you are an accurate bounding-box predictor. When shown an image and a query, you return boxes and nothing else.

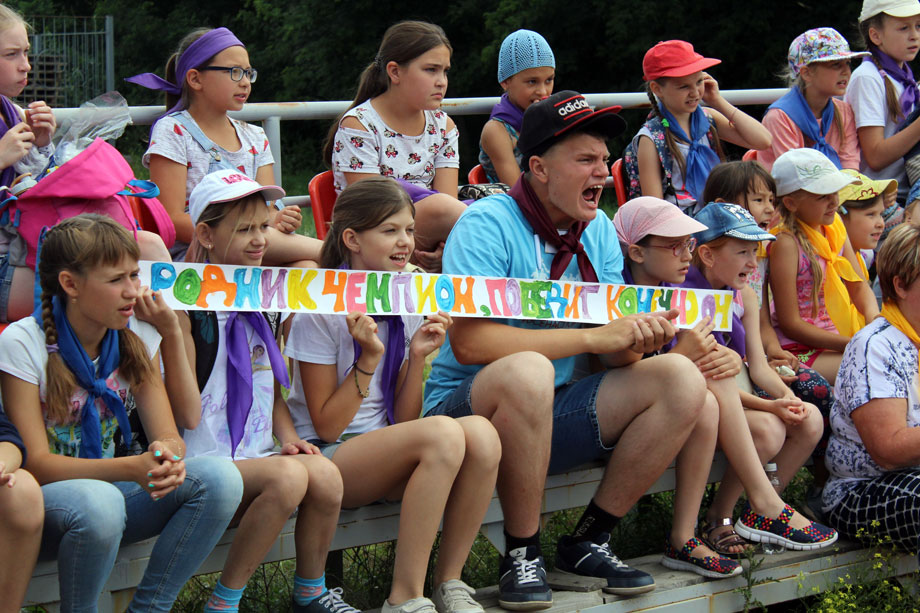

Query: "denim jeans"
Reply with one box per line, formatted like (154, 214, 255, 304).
(39, 456, 243, 613)
(426, 370, 614, 474)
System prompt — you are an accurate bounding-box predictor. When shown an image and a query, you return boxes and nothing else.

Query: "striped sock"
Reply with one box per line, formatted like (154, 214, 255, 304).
(293, 573, 327, 606)
(203, 579, 245, 612)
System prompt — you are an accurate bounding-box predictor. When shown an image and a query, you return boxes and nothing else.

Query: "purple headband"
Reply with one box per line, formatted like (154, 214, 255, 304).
(125, 27, 245, 114)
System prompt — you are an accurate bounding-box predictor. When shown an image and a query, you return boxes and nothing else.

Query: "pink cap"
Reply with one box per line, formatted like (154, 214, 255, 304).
(613, 197, 709, 245)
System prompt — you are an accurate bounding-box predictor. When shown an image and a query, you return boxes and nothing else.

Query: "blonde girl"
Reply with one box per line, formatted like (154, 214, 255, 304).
(758, 28, 866, 172)
(0, 214, 243, 612)
(128, 27, 321, 265)
(285, 177, 500, 613)
(623, 40, 771, 214)
(322, 21, 467, 271)
(688, 202, 825, 556)
(846, 0, 920, 203)
(770, 148, 880, 385)
(478, 29, 555, 185)
(0, 5, 56, 322)
(176, 170, 355, 613)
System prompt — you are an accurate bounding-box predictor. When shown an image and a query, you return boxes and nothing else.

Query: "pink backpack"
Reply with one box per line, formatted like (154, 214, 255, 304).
(4, 138, 175, 268)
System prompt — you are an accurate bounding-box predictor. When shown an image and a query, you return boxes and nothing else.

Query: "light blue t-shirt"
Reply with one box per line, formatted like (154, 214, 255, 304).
(423, 192, 624, 412)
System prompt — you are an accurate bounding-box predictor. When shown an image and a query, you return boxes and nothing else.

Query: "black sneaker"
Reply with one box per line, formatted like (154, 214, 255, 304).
(497, 546, 553, 611)
(555, 533, 655, 595)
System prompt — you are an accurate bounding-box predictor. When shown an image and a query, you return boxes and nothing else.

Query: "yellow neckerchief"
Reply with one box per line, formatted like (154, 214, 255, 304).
(856, 250, 870, 283)
(880, 300, 920, 392)
(772, 214, 865, 336)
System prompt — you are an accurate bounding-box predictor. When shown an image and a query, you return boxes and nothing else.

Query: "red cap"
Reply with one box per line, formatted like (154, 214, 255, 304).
(642, 40, 721, 81)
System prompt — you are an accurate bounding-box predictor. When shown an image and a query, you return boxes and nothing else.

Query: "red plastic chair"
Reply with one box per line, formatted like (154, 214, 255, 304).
(308, 170, 337, 240)
(467, 164, 487, 184)
(610, 158, 628, 206)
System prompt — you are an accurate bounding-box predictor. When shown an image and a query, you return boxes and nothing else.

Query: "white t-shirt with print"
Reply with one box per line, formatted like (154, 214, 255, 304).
(823, 316, 920, 511)
(0, 317, 161, 458)
(143, 111, 275, 257)
(330, 100, 459, 194)
(284, 311, 423, 443)
(184, 311, 282, 460)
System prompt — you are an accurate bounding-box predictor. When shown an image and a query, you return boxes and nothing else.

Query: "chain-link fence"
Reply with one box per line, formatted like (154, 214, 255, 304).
(19, 15, 113, 108)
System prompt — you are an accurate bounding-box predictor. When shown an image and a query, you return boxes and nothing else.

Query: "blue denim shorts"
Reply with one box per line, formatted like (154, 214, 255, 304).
(0, 253, 15, 323)
(426, 370, 613, 475)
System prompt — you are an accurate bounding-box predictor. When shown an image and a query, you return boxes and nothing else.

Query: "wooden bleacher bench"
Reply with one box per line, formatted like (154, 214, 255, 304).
(23, 454, 918, 612)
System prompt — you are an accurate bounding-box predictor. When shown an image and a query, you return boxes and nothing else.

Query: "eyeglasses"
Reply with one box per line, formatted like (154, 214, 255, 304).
(644, 237, 697, 257)
(199, 66, 258, 83)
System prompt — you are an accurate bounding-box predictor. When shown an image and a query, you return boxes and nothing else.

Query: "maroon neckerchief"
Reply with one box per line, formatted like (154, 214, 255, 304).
(508, 174, 598, 282)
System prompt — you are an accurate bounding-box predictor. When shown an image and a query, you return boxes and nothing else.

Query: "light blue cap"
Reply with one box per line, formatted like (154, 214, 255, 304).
(909, 178, 920, 205)
(498, 29, 555, 83)
(692, 202, 776, 245)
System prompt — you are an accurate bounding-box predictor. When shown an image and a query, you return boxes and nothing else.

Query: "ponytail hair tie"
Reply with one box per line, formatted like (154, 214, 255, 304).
(373, 55, 383, 69)
(46, 343, 59, 354)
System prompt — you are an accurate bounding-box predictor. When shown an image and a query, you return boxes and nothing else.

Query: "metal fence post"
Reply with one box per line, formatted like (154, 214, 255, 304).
(105, 15, 114, 93)
(263, 116, 282, 186)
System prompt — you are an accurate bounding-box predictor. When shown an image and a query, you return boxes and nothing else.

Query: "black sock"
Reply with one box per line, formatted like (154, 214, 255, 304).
(571, 499, 621, 542)
(505, 529, 541, 556)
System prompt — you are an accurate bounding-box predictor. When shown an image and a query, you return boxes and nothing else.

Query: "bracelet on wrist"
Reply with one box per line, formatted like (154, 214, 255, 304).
(353, 368, 370, 399)
(352, 363, 375, 376)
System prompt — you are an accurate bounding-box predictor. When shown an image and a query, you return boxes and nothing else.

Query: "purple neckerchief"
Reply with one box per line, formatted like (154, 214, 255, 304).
(489, 93, 525, 133)
(341, 264, 405, 424)
(768, 87, 841, 168)
(680, 266, 746, 356)
(864, 47, 920, 119)
(225, 311, 289, 458)
(0, 96, 21, 194)
(125, 27, 245, 117)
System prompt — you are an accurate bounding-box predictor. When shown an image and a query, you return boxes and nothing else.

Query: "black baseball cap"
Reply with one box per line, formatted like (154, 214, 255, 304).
(516, 91, 626, 166)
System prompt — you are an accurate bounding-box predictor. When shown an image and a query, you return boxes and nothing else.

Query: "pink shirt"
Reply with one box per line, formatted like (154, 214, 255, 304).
(771, 236, 839, 348)
(756, 98, 860, 171)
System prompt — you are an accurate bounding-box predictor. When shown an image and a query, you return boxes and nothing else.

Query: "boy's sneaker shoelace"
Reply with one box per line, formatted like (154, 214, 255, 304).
(735, 503, 838, 551)
(555, 532, 655, 595)
(497, 546, 552, 610)
(660, 537, 742, 579)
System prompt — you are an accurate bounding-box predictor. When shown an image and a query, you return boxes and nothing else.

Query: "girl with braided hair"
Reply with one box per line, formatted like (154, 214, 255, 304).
(0, 213, 243, 612)
(623, 40, 771, 214)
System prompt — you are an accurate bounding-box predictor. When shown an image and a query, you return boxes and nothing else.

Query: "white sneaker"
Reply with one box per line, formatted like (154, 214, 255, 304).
(432, 580, 484, 613)
(381, 596, 439, 613)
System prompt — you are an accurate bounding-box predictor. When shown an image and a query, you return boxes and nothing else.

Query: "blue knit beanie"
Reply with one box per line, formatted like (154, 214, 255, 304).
(497, 30, 556, 83)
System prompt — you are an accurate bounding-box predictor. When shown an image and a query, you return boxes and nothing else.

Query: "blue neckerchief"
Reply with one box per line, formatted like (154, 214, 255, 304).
(658, 104, 721, 202)
(768, 87, 841, 168)
(33, 295, 132, 459)
(489, 93, 525, 133)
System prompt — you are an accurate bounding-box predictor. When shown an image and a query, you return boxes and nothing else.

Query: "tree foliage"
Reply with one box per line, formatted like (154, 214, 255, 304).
(8, 0, 867, 186)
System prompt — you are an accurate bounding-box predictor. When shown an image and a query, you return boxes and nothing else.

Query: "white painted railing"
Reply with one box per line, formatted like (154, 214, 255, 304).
(54, 89, 790, 206)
